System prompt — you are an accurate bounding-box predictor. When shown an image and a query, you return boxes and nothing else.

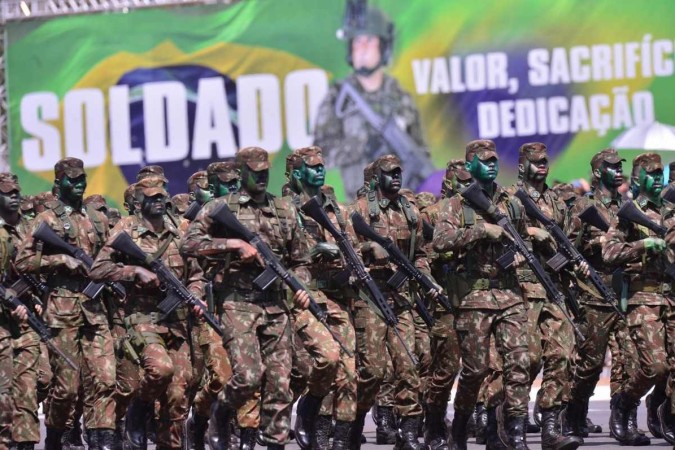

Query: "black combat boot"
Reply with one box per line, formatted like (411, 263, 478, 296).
(294, 394, 323, 449)
(239, 428, 257, 450)
(485, 407, 508, 450)
(540, 408, 581, 450)
(449, 411, 471, 450)
(113, 420, 124, 450)
(646, 390, 666, 439)
(85, 430, 98, 450)
(61, 428, 84, 450)
(189, 414, 209, 450)
(585, 417, 602, 433)
(45, 428, 64, 450)
(474, 403, 488, 445)
(423, 405, 449, 450)
(266, 445, 283, 450)
(626, 402, 650, 445)
(395, 416, 422, 450)
(314, 415, 332, 450)
(208, 400, 233, 450)
(609, 394, 627, 442)
(97, 429, 117, 450)
(125, 398, 152, 450)
(525, 413, 540, 434)
(505, 416, 529, 450)
(560, 401, 584, 444)
(16, 443, 35, 450)
(349, 412, 367, 450)
(658, 399, 675, 444)
(331, 420, 352, 450)
(533, 392, 543, 428)
(374, 405, 397, 444)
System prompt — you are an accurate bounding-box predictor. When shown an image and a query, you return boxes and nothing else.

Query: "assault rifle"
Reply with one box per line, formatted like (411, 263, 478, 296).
(350, 211, 452, 314)
(334, 81, 435, 192)
(33, 223, 126, 300)
(514, 189, 625, 319)
(617, 200, 675, 280)
(300, 195, 418, 364)
(578, 205, 610, 232)
(209, 203, 353, 357)
(461, 183, 585, 342)
(183, 201, 202, 221)
(0, 284, 78, 370)
(109, 232, 223, 336)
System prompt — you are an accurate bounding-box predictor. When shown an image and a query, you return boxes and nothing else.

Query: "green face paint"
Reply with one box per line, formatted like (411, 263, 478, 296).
(523, 158, 548, 183)
(600, 162, 624, 190)
(241, 167, 269, 196)
(467, 155, 498, 183)
(298, 163, 325, 189)
(57, 175, 87, 203)
(194, 187, 213, 204)
(640, 168, 664, 199)
(140, 193, 167, 218)
(378, 168, 402, 194)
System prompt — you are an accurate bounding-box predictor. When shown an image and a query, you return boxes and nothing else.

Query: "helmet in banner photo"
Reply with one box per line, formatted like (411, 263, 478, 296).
(339, 4, 395, 67)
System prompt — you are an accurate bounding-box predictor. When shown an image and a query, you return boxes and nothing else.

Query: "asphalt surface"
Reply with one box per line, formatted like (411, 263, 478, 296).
(34, 399, 673, 449)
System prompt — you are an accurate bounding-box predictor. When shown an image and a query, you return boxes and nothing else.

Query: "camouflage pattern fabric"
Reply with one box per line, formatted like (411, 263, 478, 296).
(192, 322, 232, 418)
(376, 359, 396, 408)
(424, 309, 460, 411)
(0, 323, 12, 450)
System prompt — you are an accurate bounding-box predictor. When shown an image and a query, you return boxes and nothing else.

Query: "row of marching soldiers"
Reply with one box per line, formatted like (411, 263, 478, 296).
(1, 138, 675, 450)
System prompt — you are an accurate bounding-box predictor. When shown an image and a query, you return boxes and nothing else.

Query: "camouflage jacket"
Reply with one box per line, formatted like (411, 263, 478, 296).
(181, 192, 311, 310)
(603, 193, 675, 305)
(564, 186, 622, 305)
(16, 200, 109, 328)
(0, 214, 29, 330)
(313, 73, 428, 199)
(432, 184, 526, 310)
(89, 214, 203, 337)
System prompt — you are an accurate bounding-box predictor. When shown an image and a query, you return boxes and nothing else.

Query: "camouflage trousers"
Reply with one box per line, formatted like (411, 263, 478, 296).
(46, 324, 116, 430)
(110, 320, 141, 421)
(608, 324, 638, 396)
(525, 299, 575, 409)
(0, 323, 12, 450)
(622, 303, 668, 403)
(12, 329, 52, 443)
(376, 359, 395, 408)
(663, 299, 675, 410)
(570, 302, 636, 403)
(293, 297, 357, 422)
(135, 328, 193, 449)
(353, 298, 422, 417)
(193, 322, 232, 418)
(424, 310, 461, 412)
(221, 301, 292, 445)
(453, 303, 530, 417)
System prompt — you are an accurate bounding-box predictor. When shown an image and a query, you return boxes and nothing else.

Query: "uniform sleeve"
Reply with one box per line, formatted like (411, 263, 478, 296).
(602, 216, 646, 265)
(432, 196, 487, 253)
(89, 219, 138, 283)
(413, 205, 432, 275)
(15, 212, 77, 274)
(286, 203, 312, 285)
(180, 201, 233, 258)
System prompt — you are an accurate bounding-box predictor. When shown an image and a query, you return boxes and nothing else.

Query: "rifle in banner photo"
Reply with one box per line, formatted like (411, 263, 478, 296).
(109, 232, 223, 336)
(183, 201, 202, 221)
(0, 283, 78, 370)
(33, 223, 126, 300)
(460, 182, 585, 342)
(578, 205, 610, 232)
(209, 203, 353, 357)
(334, 81, 435, 192)
(300, 195, 418, 365)
(617, 200, 675, 280)
(514, 189, 625, 320)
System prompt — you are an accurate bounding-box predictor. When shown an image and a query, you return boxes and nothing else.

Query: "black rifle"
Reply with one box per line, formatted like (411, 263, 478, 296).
(109, 232, 223, 336)
(183, 201, 202, 221)
(33, 223, 126, 300)
(300, 195, 418, 365)
(578, 205, 610, 232)
(335, 81, 435, 192)
(461, 183, 585, 342)
(514, 189, 625, 319)
(350, 211, 452, 316)
(209, 203, 353, 357)
(617, 200, 675, 280)
(0, 284, 78, 370)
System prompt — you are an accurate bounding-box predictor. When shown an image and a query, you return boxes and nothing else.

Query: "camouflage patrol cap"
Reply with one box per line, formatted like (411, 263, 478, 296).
(54, 157, 85, 180)
(187, 171, 208, 192)
(171, 193, 190, 213)
(236, 147, 270, 171)
(551, 183, 577, 203)
(416, 192, 436, 209)
(285, 154, 303, 177)
(518, 142, 548, 163)
(136, 165, 165, 182)
(633, 152, 663, 173)
(375, 154, 402, 172)
(294, 146, 324, 166)
(83, 194, 107, 210)
(20, 195, 34, 211)
(0, 173, 20, 193)
(123, 184, 136, 204)
(134, 176, 168, 198)
(466, 140, 498, 162)
(456, 169, 472, 181)
(363, 162, 375, 184)
(590, 148, 625, 170)
(207, 161, 240, 182)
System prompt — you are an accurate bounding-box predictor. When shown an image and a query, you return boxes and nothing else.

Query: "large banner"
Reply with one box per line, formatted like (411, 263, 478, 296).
(5, 0, 675, 206)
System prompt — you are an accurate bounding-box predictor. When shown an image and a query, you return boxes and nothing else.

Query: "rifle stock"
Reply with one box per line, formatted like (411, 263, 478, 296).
(183, 201, 202, 221)
(578, 205, 609, 232)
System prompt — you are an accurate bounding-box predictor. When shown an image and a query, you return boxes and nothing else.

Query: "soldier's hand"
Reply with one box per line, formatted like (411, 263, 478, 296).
(573, 261, 591, 278)
(62, 255, 86, 274)
(483, 223, 506, 241)
(512, 253, 526, 268)
(134, 267, 160, 289)
(368, 242, 389, 264)
(191, 300, 206, 318)
(293, 289, 310, 309)
(644, 237, 667, 253)
(230, 239, 261, 265)
(34, 304, 43, 316)
(527, 226, 553, 243)
(10, 304, 28, 323)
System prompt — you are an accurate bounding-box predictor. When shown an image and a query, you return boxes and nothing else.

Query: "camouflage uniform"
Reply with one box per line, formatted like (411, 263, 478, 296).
(89, 176, 204, 449)
(181, 147, 310, 445)
(15, 159, 117, 442)
(313, 74, 429, 199)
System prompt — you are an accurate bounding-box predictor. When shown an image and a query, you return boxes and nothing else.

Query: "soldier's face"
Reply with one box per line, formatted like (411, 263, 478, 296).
(352, 35, 382, 71)
(467, 156, 498, 183)
(379, 168, 401, 194)
(524, 158, 548, 182)
(242, 167, 269, 195)
(140, 193, 167, 218)
(193, 186, 213, 204)
(639, 168, 664, 197)
(600, 162, 624, 189)
(58, 175, 87, 203)
(299, 163, 325, 188)
(0, 190, 20, 213)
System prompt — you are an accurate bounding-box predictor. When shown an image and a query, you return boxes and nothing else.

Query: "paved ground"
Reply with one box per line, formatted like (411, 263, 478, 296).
(34, 399, 673, 449)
